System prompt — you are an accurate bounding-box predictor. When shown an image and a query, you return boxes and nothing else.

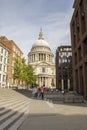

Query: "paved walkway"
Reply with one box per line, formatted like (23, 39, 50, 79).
(0, 89, 87, 130)
(18, 98, 87, 130)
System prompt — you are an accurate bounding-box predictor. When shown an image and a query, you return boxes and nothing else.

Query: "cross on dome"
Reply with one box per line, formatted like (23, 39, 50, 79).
(38, 27, 44, 40)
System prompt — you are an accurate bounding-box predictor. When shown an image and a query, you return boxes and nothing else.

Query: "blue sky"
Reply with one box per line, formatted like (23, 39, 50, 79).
(0, 0, 74, 59)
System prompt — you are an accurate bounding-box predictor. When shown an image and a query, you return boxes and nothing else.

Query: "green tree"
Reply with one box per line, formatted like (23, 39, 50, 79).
(13, 55, 21, 86)
(25, 65, 36, 87)
(20, 58, 27, 82)
(13, 56, 36, 88)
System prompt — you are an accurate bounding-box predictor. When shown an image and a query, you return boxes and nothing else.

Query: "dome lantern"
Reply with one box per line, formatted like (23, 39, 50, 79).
(32, 28, 50, 48)
(38, 27, 44, 40)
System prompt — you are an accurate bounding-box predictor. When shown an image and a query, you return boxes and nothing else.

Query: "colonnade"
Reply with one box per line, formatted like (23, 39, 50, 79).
(29, 53, 53, 62)
(38, 77, 49, 87)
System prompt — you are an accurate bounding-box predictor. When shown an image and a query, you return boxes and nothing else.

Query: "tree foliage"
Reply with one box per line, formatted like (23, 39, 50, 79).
(13, 55, 36, 86)
(13, 55, 21, 80)
(25, 65, 36, 85)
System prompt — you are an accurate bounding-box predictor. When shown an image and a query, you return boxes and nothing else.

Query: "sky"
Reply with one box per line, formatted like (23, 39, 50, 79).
(0, 0, 74, 59)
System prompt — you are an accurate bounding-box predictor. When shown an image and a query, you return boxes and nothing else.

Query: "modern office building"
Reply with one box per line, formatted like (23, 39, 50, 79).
(56, 45, 72, 91)
(70, 0, 87, 98)
(28, 28, 56, 88)
(0, 42, 10, 88)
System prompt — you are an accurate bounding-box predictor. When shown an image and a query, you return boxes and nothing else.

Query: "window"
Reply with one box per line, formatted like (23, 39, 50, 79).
(1, 48, 3, 54)
(52, 69, 54, 74)
(0, 56, 3, 62)
(0, 64, 2, 71)
(39, 53, 44, 61)
(49, 55, 50, 61)
(0, 74, 1, 81)
(75, 53, 77, 65)
(78, 47, 82, 61)
(76, 11, 80, 41)
(5, 51, 7, 56)
(80, 0, 86, 34)
(83, 38, 87, 56)
(4, 58, 6, 64)
(42, 67, 45, 73)
(34, 54, 35, 61)
(43, 54, 46, 61)
(72, 22, 76, 48)
(3, 75, 6, 82)
(51, 79, 54, 86)
(3, 65, 5, 72)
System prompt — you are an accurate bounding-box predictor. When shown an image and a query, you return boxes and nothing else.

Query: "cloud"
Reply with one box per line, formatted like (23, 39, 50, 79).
(0, 0, 74, 59)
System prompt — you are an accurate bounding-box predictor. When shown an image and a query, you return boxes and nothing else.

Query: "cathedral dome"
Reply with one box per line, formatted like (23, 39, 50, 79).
(32, 28, 50, 48)
(32, 39, 49, 48)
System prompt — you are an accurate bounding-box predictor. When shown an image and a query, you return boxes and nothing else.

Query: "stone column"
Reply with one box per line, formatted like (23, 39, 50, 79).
(47, 77, 49, 87)
(68, 79, 70, 91)
(39, 77, 41, 87)
(38, 77, 40, 87)
(61, 79, 64, 91)
(45, 77, 47, 87)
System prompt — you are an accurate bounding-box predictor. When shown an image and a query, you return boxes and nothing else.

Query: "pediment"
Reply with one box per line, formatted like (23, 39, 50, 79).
(36, 61, 54, 66)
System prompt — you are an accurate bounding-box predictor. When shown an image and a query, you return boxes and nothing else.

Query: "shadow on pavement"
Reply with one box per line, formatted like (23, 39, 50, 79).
(18, 113, 87, 130)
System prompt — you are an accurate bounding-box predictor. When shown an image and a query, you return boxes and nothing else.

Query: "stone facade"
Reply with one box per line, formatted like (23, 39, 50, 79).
(28, 29, 56, 88)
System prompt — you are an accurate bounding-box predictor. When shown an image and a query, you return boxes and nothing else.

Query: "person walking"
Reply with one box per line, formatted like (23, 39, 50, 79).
(40, 86, 44, 100)
(32, 86, 38, 98)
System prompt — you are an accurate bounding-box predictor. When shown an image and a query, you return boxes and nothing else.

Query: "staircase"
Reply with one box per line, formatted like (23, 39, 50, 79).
(0, 88, 31, 130)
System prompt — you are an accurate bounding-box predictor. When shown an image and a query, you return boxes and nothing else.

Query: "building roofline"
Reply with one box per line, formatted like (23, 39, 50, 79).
(73, 0, 78, 8)
(0, 41, 10, 52)
(9, 40, 23, 54)
(0, 36, 23, 54)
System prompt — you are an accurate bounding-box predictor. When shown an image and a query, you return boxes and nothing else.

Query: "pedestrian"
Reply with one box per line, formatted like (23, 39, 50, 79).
(40, 86, 44, 100)
(32, 86, 38, 98)
(38, 87, 41, 97)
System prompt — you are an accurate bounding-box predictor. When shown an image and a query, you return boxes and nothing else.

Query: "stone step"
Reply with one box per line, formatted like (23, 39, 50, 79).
(0, 109, 11, 116)
(0, 94, 28, 100)
(0, 98, 29, 104)
(9, 104, 30, 130)
(0, 100, 27, 110)
(0, 101, 29, 115)
(0, 88, 31, 130)
(0, 112, 23, 130)
(0, 102, 29, 124)
(8, 111, 28, 130)
(0, 106, 29, 130)
(0, 108, 5, 111)
(0, 98, 23, 105)
(0, 89, 28, 98)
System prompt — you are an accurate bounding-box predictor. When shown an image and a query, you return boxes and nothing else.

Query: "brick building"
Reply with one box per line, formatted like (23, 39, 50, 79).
(0, 36, 23, 87)
(56, 46, 72, 91)
(70, 0, 87, 98)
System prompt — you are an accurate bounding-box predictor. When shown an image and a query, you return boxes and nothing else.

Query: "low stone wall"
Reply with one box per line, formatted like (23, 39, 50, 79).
(63, 95, 84, 103)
